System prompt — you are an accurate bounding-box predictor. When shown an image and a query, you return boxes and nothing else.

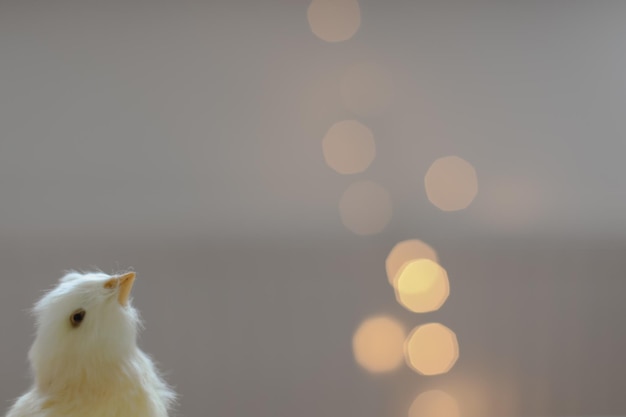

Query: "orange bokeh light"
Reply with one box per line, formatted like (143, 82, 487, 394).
(409, 390, 460, 417)
(405, 323, 459, 375)
(425, 156, 478, 211)
(322, 120, 375, 175)
(307, 0, 361, 43)
(339, 181, 392, 235)
(352, 315, 406, 373)
(394, 259, 450, 313)
(385, 239, 439, 286)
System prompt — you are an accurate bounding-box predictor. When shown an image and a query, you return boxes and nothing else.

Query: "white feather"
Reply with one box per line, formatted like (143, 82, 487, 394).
(4, 271, 176, 417)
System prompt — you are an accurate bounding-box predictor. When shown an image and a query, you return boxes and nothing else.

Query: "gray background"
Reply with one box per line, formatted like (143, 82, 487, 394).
(2, 1, 626, 416)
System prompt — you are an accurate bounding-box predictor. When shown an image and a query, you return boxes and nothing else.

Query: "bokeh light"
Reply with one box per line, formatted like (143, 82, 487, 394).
(394, 259, 449, 313)
(339, 180, 392, 235)
(405, 323, 459, 375)
(340, 61, 393, 117)
(307, 0, 361, 43)
(322, 120, 376, 175)
(352, 315, 406, 373)
(424, 156, 478, 211)
(409, 390, 460, 417)
(385, 239, 439, 286)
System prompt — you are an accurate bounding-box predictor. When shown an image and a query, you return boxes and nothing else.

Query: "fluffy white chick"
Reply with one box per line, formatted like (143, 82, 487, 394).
(5, 270, 176, 417)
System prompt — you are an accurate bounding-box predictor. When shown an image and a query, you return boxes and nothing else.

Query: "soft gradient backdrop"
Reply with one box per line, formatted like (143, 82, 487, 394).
(1, 1, 626, 416)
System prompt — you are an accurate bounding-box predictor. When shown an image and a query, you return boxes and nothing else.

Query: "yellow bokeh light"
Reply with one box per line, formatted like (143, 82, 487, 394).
(409, 390, 460, 417)
(307, 0, 361, 43)
(352, 316, 406, 373)
(396, 259, 441, 293)
(394, 259, 449, 313)
(340, 61, 393, 117)
(322, 120, 376, 175)
(339, 180, 392, 236)
(424, 156, 478, 212)
(385, 239, 439, 286)
(405, 323, 459, 375)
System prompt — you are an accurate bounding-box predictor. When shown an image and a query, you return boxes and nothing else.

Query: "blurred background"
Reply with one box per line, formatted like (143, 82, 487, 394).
(2, 1, 626, 416)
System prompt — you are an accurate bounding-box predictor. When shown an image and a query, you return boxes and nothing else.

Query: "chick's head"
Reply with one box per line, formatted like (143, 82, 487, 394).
(28, 271, 142, 380)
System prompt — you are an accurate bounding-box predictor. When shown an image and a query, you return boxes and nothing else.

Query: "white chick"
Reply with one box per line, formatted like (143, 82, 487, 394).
(4, 270, 176, 417)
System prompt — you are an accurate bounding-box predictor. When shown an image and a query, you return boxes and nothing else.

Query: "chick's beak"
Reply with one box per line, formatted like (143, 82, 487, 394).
(104, 272, 136, 306)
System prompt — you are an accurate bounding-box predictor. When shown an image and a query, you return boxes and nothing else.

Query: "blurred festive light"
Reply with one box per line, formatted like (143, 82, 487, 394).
(394, 259, 449, 313)
(340, 61, 393, 117)
(352, 315, 406, 373)
(405, 323, 459, 375)
(424, 156, 478, 212)
(307, 0, 361, 43)
(385, 239, 439, 286)
(408, 389, 460, 417)
(339, 180, 392, 235)
(322, 120, 376, 175)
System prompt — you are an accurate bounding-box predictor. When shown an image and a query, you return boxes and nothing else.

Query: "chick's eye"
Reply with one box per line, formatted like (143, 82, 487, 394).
(70, 308, 86, 328)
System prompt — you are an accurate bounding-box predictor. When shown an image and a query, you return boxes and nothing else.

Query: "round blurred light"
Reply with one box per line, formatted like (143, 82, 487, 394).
(405, 323, 459, 375)
(339, 181, 392, 235)
(340, 61, 393, 117)
(409, 390, 460, 417)
(395, 259, 449, 313)
(352, 316, 406, 373)
(307, 0, 361, 43)
(425, 156, 478, 211)
(385, 239, 439, 286)
(322, 120, 376, 175)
